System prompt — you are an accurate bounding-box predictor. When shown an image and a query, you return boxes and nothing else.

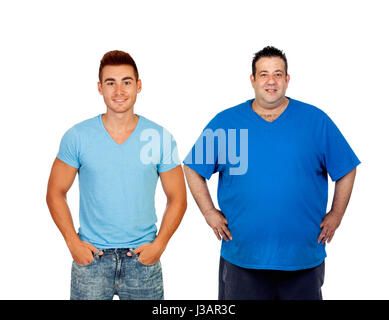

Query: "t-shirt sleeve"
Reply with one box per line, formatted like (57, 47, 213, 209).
(183, 116, 224, 180)
(157, 129, 181, 173)
(57, 126, 81, 169)
(322, 114, 360, 181)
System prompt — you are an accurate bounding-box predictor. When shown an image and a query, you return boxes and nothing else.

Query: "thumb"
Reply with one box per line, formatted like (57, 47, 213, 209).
(134, 243, 150, 255)
(85, 242, 102, 255)
(83, 241, 96, 252)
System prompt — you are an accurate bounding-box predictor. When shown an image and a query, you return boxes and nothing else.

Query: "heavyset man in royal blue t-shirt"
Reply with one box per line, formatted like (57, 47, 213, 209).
(184, 46, 360, 300)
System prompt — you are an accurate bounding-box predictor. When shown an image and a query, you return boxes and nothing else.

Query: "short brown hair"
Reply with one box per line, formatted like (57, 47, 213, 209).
(252, 46, 288, 78)
(98, 50, 139, 82)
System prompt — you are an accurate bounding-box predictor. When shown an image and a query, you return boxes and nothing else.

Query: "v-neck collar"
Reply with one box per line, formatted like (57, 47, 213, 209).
(247, 97, 293, 126)
(98, 114, 142, 147)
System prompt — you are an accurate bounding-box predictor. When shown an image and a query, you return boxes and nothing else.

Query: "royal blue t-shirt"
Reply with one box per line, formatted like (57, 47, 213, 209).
(184, 98, 360, 270)
(57, 114, 180, 249)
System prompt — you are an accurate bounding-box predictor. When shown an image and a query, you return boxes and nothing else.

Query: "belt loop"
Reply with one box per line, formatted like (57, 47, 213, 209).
(128, 248, 136, 257)
(94, 249, 102, 258)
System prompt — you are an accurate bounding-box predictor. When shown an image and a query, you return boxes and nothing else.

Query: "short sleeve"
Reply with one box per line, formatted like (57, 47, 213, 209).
(57, 126, 81, 168)
(183, 116, 224, 180)
(322, 114, 360, 181)
(157, 129, 181, 173)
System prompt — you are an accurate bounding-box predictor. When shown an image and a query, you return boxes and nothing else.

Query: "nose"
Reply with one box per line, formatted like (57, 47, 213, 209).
(266, 75, 276, 84)
(114, 84, 124, 95)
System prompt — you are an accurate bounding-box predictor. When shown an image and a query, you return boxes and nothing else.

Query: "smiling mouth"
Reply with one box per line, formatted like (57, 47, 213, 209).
(265, 89, 277, 94)
(113, 98, 127, 103)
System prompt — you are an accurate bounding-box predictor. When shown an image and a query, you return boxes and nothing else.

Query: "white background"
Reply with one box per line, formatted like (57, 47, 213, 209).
(0, 0, 388, 300)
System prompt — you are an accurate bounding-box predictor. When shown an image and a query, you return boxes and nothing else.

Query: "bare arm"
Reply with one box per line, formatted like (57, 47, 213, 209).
(318, 168, 357, 244)
(46, 158, 102, 265)
(183, 164, 232, 241)
(133, 165, 187, 264)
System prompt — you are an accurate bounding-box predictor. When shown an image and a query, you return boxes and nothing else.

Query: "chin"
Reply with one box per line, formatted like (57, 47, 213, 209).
(108, 105, 133, 114)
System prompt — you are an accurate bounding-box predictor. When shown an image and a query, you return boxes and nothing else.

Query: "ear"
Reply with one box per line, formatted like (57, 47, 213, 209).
(250, 74, 255, 88)
(286, 74, 290, 87)
(97, 82, 103, 95)
(136, 79, 142, 93)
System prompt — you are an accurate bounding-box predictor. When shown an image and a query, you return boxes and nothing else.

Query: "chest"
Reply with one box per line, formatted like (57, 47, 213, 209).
(106, 129, 135, 145)
(77, 138, 158, 180)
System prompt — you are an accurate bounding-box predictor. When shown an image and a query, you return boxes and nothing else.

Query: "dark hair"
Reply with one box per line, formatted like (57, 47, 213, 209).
(98, 50, 139, 82)
(252, 46, 288, 78)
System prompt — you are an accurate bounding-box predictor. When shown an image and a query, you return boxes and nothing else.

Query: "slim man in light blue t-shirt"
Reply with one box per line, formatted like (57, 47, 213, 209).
(46, 50, 187, 300)
(184, 46, 360, 300)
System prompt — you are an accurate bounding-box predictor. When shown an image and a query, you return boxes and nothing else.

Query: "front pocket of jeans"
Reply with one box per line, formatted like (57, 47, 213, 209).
(74, 258, 95, 267)
(137, 256, 158, 267)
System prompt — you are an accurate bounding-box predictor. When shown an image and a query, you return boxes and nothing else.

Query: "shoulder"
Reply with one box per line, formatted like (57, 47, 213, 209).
(138, 115, 176, 139)
(64, 115, 100, 136)
(206, 100, 252, 128)
(215, 100, 250, 118)
(289, 97, 330, 121)
(138, 115, 164, 130)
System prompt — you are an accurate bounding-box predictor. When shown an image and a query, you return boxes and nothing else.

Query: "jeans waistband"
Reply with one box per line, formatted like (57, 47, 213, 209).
(97, 248, 136, 256)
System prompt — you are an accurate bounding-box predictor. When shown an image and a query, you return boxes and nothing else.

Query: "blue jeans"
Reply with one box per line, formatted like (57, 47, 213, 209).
(70, 248, 164, 300)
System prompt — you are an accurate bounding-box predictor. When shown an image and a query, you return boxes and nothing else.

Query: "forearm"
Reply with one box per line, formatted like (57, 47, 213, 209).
(183, 165, 216, 216)
(46, 192, 80, 247)
(330, 168, 357, 219)
(154, 196, 187, 248)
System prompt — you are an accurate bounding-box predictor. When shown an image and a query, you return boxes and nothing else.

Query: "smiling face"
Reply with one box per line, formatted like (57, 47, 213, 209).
(98, 64, 142, 114)
(250, 57, 290, 109)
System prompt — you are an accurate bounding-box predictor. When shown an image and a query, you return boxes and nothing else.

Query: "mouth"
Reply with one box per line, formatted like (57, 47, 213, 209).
(112, 98, 128, 104)
(265, 89, 278, 94)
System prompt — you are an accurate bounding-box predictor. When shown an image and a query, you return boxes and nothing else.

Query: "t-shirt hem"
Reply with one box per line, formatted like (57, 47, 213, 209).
(220, 252, 327, 271)
(330, 159, 361, 182)
(56, 154, 80, 169)
(79, 234, 156, 249)
(158, 163, 181, 173)
(183, 161, 212, 180)
(83, 241, 154, 249)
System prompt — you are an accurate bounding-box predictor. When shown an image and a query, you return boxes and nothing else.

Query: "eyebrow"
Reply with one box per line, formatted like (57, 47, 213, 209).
(103, 76, 134, 83)
(259, 70, 284, 74)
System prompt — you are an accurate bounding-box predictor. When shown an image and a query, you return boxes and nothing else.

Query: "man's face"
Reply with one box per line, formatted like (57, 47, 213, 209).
(98, 64, 141, 114)
(250, 57, 290, 109)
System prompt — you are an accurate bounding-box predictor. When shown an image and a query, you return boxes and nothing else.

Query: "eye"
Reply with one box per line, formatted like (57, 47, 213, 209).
(124, 81, 131, 85)
(106, 82, 114, 86)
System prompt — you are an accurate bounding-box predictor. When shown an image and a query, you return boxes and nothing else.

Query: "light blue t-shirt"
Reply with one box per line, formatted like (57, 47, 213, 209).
(57, 114, 180, 249)
(184, 98, 360, 271)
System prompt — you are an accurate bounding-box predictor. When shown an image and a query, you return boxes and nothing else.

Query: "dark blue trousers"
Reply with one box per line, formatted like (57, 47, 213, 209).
(219, 256, 325, 300)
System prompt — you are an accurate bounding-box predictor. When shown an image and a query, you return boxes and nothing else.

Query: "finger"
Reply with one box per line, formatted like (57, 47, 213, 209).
(318, 230, 327, 244)
(133, 244, 146, 255)
(133, 248, 142, 255)
(327, 231, 335, 243)
(222, 225, 232, 240)
(321, 229, 329, 244)
(94, 249, 104, 256)
(218, 228, 229, 241)
(219, 226, 231, 241)
(84, 242, 98, 253)
(218, 226, 229, 241)
(213, 228, 221, 240)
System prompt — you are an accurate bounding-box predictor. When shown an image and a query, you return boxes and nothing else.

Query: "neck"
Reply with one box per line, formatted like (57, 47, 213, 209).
(253, 97, 289, 115)
(102, 109, 139, 132)
(252, 97, 289, 122)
